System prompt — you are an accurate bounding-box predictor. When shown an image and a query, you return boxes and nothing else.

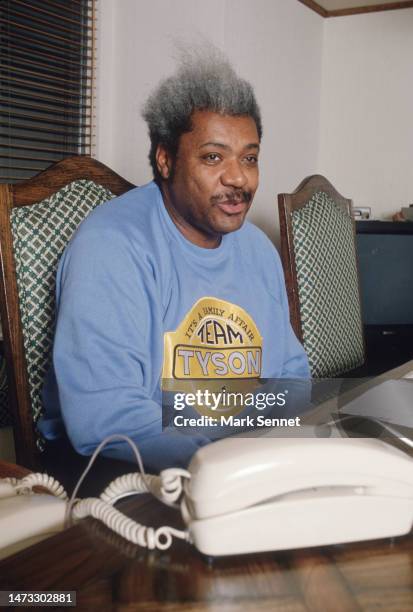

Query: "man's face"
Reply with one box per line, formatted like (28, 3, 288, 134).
(157, 111, 260, 248)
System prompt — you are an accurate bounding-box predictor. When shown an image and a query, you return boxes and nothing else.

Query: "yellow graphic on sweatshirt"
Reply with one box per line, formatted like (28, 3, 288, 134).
(162, 297, 262, 379)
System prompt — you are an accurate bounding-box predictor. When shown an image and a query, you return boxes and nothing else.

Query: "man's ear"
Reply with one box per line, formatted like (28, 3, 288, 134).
(155, 144, 173, 180)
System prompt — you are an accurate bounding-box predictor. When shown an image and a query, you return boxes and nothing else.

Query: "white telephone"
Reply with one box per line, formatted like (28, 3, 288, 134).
(182, 436, 413, 555)
(1, 434, 413, 560)
(0, 475, 67, 561)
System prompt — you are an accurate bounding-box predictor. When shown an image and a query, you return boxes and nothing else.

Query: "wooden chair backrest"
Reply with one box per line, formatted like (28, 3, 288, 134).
(0, 156, 134, 468)
(278, 174, 353, 341)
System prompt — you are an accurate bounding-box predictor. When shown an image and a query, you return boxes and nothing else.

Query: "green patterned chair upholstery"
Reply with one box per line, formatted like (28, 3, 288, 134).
(12, 180, 116, 438)
(0, 157, 133, 467)
(278, 175, 365, 378)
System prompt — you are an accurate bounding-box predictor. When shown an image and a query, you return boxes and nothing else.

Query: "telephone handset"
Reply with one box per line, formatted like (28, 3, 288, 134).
(1, 435, 412, 560)
(182, 436, 413, 555)
(0, 475, 67, 561)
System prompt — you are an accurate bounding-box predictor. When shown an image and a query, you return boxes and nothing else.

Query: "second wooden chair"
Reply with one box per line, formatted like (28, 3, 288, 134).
(278, 175, 365, 378)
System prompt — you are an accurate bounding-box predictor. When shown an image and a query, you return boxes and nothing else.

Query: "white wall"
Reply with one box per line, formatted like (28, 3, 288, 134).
(95, 0, 323, 243)
(318, 9, 413, 219)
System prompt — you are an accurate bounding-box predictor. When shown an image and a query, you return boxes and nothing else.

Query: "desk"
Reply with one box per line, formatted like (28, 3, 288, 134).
(0, 461, 29, 480)
(1, 362, 412, 611)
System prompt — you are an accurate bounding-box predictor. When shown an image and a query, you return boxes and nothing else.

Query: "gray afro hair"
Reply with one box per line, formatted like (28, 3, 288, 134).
(142, 45, 262, 183)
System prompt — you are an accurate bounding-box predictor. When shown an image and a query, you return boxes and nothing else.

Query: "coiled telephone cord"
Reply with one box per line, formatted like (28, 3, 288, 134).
(1, 473, 68, 500)
(1, 435, 190, 551)
(72, 497, 188, 550)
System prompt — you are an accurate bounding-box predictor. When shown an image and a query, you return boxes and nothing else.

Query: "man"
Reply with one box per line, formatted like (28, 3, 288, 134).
(39, 49, 309, 471)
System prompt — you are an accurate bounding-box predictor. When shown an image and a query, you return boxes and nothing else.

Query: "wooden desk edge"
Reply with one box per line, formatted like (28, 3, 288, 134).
(304, 359, 413, 425)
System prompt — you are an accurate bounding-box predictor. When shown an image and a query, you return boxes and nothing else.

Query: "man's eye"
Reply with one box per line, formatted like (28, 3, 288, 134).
(244, 155, 258, 165)
(203, 153, 221, 163)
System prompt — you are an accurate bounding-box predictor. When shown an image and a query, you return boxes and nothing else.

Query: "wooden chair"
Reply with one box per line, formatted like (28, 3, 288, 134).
(0, 156, 134, 469)
(278, 175, 365, 378)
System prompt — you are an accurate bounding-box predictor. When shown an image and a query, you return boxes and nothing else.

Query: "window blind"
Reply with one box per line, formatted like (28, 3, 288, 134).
(0, 0, 95, 182)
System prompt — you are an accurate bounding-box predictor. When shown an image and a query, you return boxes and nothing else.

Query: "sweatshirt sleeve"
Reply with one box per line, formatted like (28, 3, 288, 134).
(252, 226, 310, 380)
(50, 225, 209, 471)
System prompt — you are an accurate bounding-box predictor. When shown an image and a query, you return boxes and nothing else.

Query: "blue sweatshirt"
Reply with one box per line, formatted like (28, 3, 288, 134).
(39, 182, 309, 471)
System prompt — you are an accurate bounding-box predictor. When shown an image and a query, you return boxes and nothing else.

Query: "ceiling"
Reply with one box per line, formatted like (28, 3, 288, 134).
(319, 0, 412, 8)
(300, 0, 413, 16)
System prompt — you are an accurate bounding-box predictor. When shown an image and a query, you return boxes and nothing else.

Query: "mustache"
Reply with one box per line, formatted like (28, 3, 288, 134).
(211, 190, 253, 204)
